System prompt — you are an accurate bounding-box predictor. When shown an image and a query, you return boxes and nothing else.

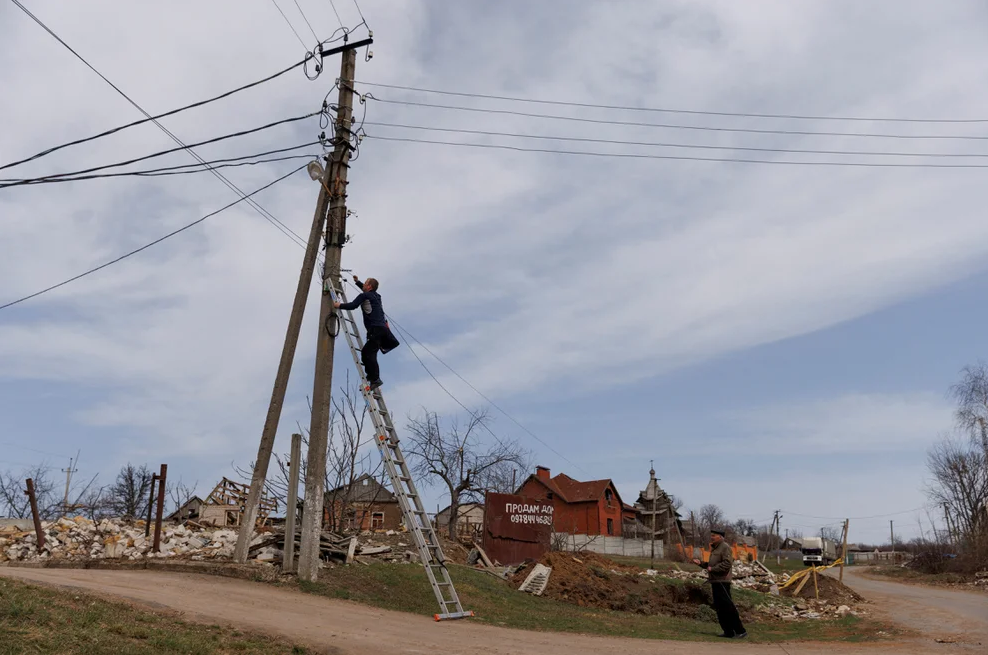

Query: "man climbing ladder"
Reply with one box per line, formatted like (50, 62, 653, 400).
(333, 274, 398, 390)
(328, 277, 471, 620)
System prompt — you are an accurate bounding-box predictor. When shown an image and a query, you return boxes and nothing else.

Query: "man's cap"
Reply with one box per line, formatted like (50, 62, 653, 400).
(711, 528, 727, 536)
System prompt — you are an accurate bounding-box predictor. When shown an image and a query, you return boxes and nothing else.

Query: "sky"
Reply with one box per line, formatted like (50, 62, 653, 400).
(2, 0, 986, 546)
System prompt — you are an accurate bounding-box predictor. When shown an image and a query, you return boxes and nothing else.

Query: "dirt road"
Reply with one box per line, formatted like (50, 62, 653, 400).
(838, 567, 987, 648)
(0, 566, 983, 654)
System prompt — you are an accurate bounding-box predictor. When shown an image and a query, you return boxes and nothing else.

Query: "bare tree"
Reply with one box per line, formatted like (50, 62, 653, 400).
(106, 464, 153, 518)
(697, 504, 725, 543)
(820, 526, 842, 542)
(235, 373, 386, 532)
(949, 362, 988, 455)
(406, 408, 528, 541)
(733, 518, 757, 537)
(926, 437, 987, 541)
(667, 494, 684, 512)
(0, 464, 60, 519)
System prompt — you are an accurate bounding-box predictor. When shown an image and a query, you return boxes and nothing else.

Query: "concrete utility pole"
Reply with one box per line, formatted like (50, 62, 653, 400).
(233, 148, 336, 563)
(298, 47, 358, 583)
(890, 520, 895, 559)
(61, 452, 78, 513)
(839, 519, 849, 582)
(282, 433, 302, 573)
(774, 510, 782, 566)
(649, 462, 657, 569)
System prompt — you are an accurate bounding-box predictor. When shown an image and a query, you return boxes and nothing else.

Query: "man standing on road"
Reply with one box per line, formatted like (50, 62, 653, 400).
(693, 528, 747, 639)
(333, 274, 399, 390)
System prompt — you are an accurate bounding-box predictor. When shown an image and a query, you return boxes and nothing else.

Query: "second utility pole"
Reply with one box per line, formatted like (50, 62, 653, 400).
(298, 47, 357, 583)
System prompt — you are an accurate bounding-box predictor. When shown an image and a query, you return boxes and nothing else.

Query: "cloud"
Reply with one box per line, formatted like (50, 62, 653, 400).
(1, 0, 985, 514)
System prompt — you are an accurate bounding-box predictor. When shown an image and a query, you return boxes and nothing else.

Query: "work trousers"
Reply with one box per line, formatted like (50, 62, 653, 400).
(711, 581, 746, 636)
(361, 325, 385, 382)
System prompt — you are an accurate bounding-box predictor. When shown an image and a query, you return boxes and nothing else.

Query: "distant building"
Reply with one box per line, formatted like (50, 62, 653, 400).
(633, 465, 683, 546)
(324, 473, 402, 532)
(435, 502, 484, 540)
(166, 496, 204, 523)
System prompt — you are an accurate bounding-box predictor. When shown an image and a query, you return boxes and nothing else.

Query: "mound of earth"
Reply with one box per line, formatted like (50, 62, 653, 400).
(783, 572, 863, 604)
(512, 552, 713, 618)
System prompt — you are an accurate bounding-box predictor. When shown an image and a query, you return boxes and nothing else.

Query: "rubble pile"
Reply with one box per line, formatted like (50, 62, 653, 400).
(756, 599, 865, 621)
(650, 560, 790, 591)
(0, 517, 256, 563)
(0, 517, 411, 566)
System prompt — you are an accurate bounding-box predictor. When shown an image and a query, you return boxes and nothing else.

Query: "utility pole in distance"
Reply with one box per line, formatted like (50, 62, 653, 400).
(298, 46, 358, 583)
(61, 453, 78, 514)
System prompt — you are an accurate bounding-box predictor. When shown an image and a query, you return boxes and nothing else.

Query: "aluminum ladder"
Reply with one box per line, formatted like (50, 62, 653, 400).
(325, 276, 472, 621)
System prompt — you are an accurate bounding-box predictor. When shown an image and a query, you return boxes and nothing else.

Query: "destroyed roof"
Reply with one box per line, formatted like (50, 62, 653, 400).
(325, 473, 397, 503)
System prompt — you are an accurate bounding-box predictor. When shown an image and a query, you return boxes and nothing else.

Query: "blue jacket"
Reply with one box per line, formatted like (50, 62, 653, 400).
(339, 283, 387, 329)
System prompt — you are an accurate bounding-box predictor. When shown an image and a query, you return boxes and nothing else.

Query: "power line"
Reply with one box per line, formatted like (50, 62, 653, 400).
(369, 96, 988, 142)
(380, 309, 591, 476)
(350, 0, 367, 27)
(357, 81, 988, 124)
(2, 152, 319, 185)
(0, 57, 311, 173)
(0, 165, 306, 312)
(363, 134, 988, 169)
(292, 0, 321, 42)
(327, 0, 345, 31)
(0, 112, 320, 189)
(269, 0, 309, 50)
(10, 0, 313, 252)
(781, 506, 931, 521)
(366, 121, 988, 160)
(1, 141, 320, 183)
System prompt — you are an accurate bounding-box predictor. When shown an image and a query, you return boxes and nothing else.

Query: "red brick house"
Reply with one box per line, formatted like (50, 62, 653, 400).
(515, 466, 627, 536)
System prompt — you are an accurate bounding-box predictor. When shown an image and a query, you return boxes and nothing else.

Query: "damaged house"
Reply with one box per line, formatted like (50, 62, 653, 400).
(324, 473, 402, 532)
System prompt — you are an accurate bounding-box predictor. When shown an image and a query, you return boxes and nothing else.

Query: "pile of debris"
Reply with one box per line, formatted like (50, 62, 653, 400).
(755, 598, 864, 621)
(0, 517, 409, 567)
(651, 559, 789, 592)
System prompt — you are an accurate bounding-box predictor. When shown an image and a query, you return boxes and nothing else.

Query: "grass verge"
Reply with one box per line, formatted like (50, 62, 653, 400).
(0, 577, 308, 655)
(862, 565, 978, 587)
(299, 562, 896, 643)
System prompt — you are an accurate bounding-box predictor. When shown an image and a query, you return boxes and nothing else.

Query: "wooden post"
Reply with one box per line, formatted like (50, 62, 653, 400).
(25, 478, 45, 553)
(812, 566, 819, 599)
(152, 464, 167, 553)
(145, 474, 158, 538)
(839, 518, 849, 583)
(282, 433, 302, 573)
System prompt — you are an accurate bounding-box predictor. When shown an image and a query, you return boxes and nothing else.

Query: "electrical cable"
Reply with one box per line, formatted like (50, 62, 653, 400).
(368, 96, 988, 141)
(1, 142, 322, 185)
(5, 153, 319, 184)
(780, 506, 932, 521)
(269, 0, 309, 50)
(328, 0, 345, 31)
(0, 164, 306, 312)
(371, 300, 591, 476)
(364, 121, 988, 160)
(0, 57, 312, 173)
(364, 134, 988, 168)
(10, 0, 314, 252)
(0, 112, 321, 189)
(292, 0, 321, 43)
(356, 81, 988, 124)
(350, 0, 367, 27)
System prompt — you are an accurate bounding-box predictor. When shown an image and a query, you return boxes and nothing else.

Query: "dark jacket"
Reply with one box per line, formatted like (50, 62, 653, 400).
(700, 540, 733, 582)
(339, 280, 387, 329)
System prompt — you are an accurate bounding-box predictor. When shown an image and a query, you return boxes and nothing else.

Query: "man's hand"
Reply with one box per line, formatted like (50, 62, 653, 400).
(692, 558, 701, 565)
(333, 301, 341, 309)
(352, 274, 360, 284)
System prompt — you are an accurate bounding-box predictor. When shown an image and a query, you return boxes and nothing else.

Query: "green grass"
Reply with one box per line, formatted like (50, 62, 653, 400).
(0, 577, 309, 655)
(298, 562, 895, 643)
